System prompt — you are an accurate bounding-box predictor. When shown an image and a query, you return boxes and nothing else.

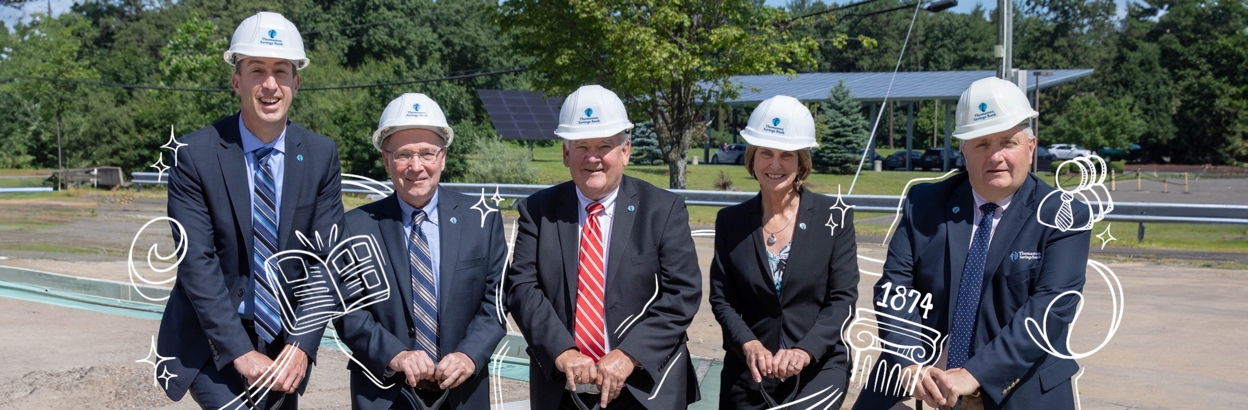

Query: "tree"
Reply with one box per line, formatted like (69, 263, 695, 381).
(629, 121, 663, 165)
(1044, 94, 1145, 152)
(813, 81, 869, 174)
(500, 0, 817, 188)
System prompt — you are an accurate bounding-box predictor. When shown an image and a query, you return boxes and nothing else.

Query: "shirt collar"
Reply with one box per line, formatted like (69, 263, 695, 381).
(575, 185, 620, 216)
(971, 189, 1014, 215)
(399, 189, 440, 227)
(239, 115, 287, 155)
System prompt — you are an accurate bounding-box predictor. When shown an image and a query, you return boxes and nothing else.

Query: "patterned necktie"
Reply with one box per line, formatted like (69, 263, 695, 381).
(948, 202, 999, 369)
(408, 210, 440, 358)
(574, 202, 607, 362)
(250, 147, 282, 343)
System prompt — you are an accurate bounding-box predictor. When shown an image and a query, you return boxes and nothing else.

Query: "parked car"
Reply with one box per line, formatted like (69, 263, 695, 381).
(1098, 144, 1141, 162)
(919, 148, 961, 171)
(1034, 146, 1056, 172)
(1048, 143, 1093, 160)
(710, 143, 747, 164)
(883, 150, 922, 170)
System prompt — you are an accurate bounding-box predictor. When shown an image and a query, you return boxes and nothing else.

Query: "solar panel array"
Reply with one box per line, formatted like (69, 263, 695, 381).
(477, 89, 564, 140)
(712, 69, 1094, 104)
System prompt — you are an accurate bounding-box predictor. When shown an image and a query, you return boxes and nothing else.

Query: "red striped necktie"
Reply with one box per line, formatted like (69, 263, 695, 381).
(574, 202, 607, 362)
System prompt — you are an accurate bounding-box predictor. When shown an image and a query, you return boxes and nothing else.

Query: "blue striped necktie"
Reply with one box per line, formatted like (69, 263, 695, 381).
(948, 202, 998, 368)
(408, 210, 440, 358)
(251, 147, 283, 343)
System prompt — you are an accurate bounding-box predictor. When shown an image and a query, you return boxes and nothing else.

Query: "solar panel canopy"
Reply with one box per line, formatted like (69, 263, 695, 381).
(477, 89, 564, 140)
(710, 69, 1093, 104)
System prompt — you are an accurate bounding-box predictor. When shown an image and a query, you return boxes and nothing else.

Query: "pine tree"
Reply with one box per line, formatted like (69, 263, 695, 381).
(630, 121, 664, 165)
(812, 81, 871, 174)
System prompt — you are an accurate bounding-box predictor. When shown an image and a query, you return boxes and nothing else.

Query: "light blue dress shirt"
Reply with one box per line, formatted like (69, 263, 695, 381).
(398, 189, 441, 299)
(238, 117, 286, 315)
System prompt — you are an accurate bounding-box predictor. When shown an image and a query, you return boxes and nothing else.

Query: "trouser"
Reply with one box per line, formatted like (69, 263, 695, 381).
(187, 319, 297, 410)
(558, 388, 648, 410)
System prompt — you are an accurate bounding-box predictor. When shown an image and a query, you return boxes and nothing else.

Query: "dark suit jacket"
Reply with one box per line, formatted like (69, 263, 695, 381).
(709, 187, 859, 408)
(332, 190, 506, 409)
(158, 113, 344, 400)
(506, 176, 703, 410)
(853, 173, 1089, 410)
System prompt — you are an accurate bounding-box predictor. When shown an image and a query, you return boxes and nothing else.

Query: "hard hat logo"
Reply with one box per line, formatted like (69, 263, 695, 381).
(762, 117, 786, 135)
(413, 104, 421, 112)
(577, 107, 601, 125)
(772, 118, 781, 127)
(585, 108, 593, 117)
(978, 102, 988, 112)
(405, 104, 429, 118)
(258, 29, 283, 47)
(268, 29, 277, 39)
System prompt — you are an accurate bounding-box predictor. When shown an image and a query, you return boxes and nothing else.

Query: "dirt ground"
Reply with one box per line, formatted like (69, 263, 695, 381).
(1, 191, 1246, 408)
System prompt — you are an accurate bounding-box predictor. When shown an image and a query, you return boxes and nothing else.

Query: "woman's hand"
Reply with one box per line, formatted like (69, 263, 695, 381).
(770, 348, 813, 381)
(743, 340, 774, 383)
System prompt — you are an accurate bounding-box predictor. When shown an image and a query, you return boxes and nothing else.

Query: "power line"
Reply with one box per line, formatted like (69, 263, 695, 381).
(0, 67, 527, 92)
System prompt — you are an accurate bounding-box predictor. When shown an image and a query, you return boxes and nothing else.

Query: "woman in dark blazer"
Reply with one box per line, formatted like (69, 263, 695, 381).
(709, 95, 860, 409)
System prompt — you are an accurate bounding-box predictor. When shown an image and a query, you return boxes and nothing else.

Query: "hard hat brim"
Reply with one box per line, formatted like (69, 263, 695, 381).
(553, 122, 634, 140)
(739, 127, 818, 152)
(952, 110, 1038, 141)
(223, 49, 310, 70)
(372, 125, 455, 151)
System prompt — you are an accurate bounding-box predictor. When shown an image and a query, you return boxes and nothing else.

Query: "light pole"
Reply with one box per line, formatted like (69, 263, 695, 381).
(1031, 70, 1053, 173)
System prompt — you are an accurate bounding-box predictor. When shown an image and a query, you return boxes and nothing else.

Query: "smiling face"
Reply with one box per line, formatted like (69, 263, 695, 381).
(562, 134, 631, 200)
(232, 57, 299, 141)
(961, 125, 1036, 202)
(749, 146, 804, 194)
(383, 129, 446, 209)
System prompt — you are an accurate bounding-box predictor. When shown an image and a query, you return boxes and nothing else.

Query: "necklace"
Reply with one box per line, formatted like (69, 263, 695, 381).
(762, 210, 796, 245)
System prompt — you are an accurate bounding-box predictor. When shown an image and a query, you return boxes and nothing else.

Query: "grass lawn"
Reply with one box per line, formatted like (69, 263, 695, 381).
(1088, 220, 1248, 253)
(0, 176, 49, 188)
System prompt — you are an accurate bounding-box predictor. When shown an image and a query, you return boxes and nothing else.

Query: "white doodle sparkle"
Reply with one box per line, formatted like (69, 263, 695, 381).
(150, 153, 170, 182)
(160, 125, 189, 167)
(136, 335, 175, 389)
(490, 185, 505, 207)
(470, 187, 498, 228)
(825, 184, 854, 237)
(1096, 223, 1116, 250)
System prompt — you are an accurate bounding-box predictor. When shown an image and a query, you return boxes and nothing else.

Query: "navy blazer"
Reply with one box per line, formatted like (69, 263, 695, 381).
(158, 113, 344, 400)
(332, 190, 506, 409)
(853, 173, 1089, 410)
(709, 187, 859, 408)
(506, 176, 703, 410)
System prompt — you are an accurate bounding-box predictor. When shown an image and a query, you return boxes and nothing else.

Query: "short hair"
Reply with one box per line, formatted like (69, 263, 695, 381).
(562, 131, 631, 149)
(744, 145, 813, 189)
(1022, 125, 1035, 139)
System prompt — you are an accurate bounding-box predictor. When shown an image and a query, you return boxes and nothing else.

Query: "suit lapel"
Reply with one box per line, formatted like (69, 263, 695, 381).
(557, 185, 581, 306)
(747, 195, 778, 302)
(981, 176, 1038, 285)
(945, 178, 974, 328)
(437, 187, 462, 315)
(604, 178, 638, 294)
(779, 189, 819, 305)
(217, 115, 253, 258)
(277, 127, 306, 251)
(378, 195, 414, 324)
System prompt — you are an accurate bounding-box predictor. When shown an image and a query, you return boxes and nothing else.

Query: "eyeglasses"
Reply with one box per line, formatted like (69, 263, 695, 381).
(386, 148, 443, 165)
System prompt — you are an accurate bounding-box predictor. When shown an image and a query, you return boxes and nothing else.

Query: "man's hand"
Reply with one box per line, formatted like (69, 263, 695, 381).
(388, 350, 437, 387)
(933, 368, 981, 400)
(596, 350, 637, 408)
(908, 365, 952, 408)
(742, 340, 774, 383)
(555, 349, 598, 391)
(270, 345, 309, 393)
(770, 348, 813, 381)
(233, 350, 275, 388)
(433, 352, 476, 390)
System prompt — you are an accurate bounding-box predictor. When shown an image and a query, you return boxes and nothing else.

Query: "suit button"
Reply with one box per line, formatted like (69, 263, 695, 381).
(238, 288, 245, 297)
(409, 328, 416, 337)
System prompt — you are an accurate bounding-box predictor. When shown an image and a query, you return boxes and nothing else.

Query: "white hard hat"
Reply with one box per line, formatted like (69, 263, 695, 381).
(372, 93, 454, 151)
(554, 85, 634, 140)
(739, 95, 818, 151)
(223, 12, 309, 70)
(952, 77, 1038, 140)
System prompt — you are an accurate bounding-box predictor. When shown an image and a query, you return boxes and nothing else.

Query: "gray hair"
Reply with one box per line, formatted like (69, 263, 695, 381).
(1022, 125, 1036, 139)
(562, 130, 632, 149)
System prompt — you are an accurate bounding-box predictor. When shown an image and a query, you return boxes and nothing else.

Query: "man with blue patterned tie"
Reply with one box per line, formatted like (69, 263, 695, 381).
(333, 93, 506, 409)
(158, 12, 344, 409)
(852, 78, 1090, 410)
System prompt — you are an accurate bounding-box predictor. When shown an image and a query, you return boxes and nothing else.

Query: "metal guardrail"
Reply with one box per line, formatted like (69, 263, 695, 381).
(131, 172, 1248, 225)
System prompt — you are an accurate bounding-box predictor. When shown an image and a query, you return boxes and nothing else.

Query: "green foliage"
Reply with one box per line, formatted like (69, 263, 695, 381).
(500, 0, 818, 188)
(1045, 95, 1145, 151)
(458, 135, 537, 184)
(813, 81, 869, 174)
(630, 122, 664, 166)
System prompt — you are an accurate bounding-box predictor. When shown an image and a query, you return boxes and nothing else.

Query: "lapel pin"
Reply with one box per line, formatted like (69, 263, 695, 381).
(296, 154, 304, 162)
(953, 206, 961, 213)
(450, 217, 457, 224)
(627, 205, 635, 212)
(799, 223, 806, 230)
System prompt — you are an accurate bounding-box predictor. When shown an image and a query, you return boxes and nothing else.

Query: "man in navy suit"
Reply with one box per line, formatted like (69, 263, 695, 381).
(853, 77, 1090, 410)
(158, 12, 343, 409)
(507, 85, 702, 410)
(333, 93, 506, 409)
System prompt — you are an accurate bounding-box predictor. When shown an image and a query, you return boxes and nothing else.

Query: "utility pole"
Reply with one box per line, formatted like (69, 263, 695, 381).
(996, 0, 1013, 82)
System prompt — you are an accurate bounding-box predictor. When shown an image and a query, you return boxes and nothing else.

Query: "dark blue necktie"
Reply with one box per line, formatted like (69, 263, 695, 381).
(251, 147, 282, 343)
(408, 210, 440, 358)
(948, 202, 998, 368)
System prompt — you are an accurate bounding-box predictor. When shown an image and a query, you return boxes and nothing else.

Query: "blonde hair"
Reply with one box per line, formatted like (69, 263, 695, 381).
(745, 145, 813, 189)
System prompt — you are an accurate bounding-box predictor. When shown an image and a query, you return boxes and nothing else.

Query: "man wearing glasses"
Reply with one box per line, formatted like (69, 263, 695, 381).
(333, 93, 507, 409)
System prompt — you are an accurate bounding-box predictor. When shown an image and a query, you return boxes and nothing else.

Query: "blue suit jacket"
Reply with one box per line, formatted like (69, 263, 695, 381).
(853, 173, 1088, 410)
(332, 190, 507, 409)
(158, 113, 344, 400)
